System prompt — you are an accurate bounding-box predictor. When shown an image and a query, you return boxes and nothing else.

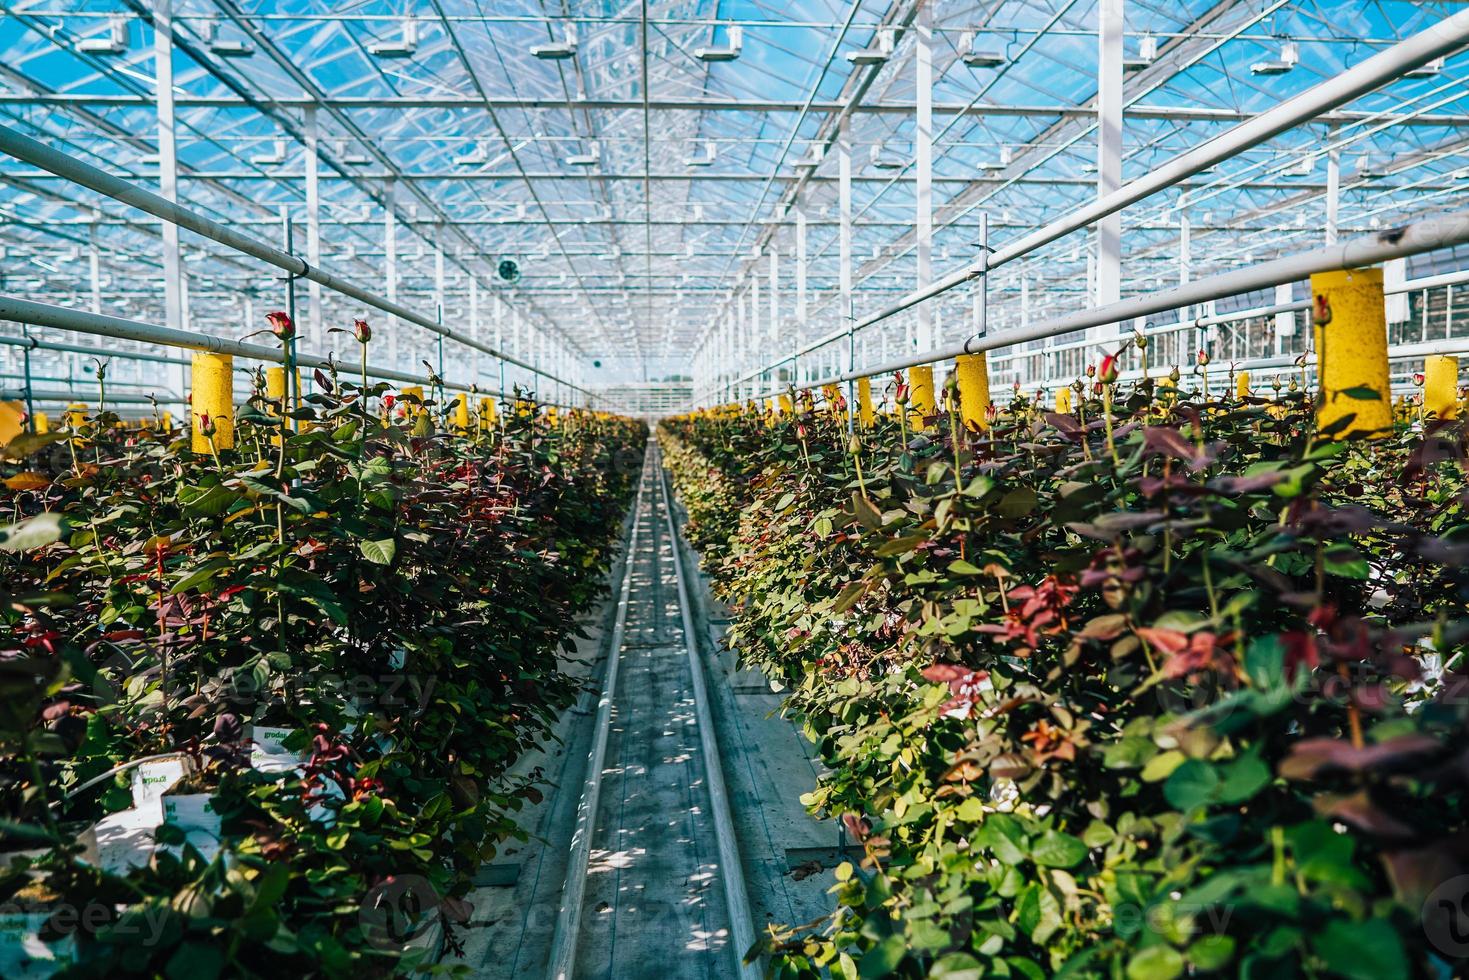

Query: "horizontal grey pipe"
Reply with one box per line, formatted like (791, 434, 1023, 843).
(0, 124, 601, 405)
(743, 210, 1469, 399)
(711, 10, 1469, 399)
(1, 388, 183, 405)
(0, 294, 589, 408)
(1010, 338, 1469, 397)
(989, 264, 1469, 364)
(0, 334, 192, 367)
(7, 94, 1469, 128)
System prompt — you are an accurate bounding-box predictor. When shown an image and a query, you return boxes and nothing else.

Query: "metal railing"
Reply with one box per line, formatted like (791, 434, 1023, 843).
(696, 10, 1469, 406)
(0, 123, 621, 412)
(729, 210, 1469, 403)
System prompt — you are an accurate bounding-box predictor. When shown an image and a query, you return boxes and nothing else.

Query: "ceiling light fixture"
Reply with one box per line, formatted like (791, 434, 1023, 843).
(870, 142, 906, 170)
(368, 18, 419, 58)
(532, 25, 578, 60)
(78, 16, 128, 55)
(564, 142, 600, 166)
(695, 24, 742, 62)
(249, 140, 287, 166)
(1124, 34, 1158, 71)
(1250, 39, 1298, 76)
(683, 140, 717, 167)
(846, 27, 894, 66)
(959, 30, 1005, 69)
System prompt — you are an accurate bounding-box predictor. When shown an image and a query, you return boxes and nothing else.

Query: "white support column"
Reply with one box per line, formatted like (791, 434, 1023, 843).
(839, 115, 853, 325)
(1274, 282, 1294, 355)
(795, 209, 808, 328)
(1325, 128, 1340, 246)
(152, 0, 186, 396)
(384, 181, 398, 368)
(768, 246, 780, 348)
(750, 271, 761, 361)
(1095, 0, 1123, 321)
(434, 245, 445, 324)
(915, 0, 933, 352)
(1178, 203, 1191, 322)
(304, 107, 322, 349)
(469, 275, 480, 382)
(88, 222, 102, 315)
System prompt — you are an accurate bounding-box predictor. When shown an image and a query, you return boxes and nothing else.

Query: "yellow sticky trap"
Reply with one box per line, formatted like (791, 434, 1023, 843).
(191, 352, 235, 451)
(478, 397, 497, 430)
(34, 412, 49, 434)
(66, 402, 87, 431)
(1235, 371, 1251, 400)
(778, 392, 794, 415)
(0, 401, 22, 444)
(1311, 268, 1392, 439)
(1424, 354, 1458, 420)
(1056, 387, 1071, 414)
(400, 385, 424, 416)
(909, 365, 935, 430)
(450, 393, 469, 433)
(954, 354, 990, 431)
(161, 411, 174, 433)
(856, 377, 874, 428)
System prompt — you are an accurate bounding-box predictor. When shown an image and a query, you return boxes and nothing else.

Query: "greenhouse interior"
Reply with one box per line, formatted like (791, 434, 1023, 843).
(6, 0, 1469, 977)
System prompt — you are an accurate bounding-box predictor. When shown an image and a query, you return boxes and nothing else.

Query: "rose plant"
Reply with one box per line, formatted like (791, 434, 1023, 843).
(663, 371, 1469, 979)
(1, 343, 644, 976)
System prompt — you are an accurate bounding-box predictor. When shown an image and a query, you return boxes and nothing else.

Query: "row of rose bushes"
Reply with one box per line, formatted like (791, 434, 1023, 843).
(661, 375, 1469, 979)
(2, 354, 644, 977)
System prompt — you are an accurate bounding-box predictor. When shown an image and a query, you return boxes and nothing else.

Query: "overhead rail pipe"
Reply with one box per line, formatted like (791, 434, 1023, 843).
(0, 124, 607, 408)
(748, 209, 1469, 398)
(704, 9, 1469, 404)
(0, 294, 594, 410)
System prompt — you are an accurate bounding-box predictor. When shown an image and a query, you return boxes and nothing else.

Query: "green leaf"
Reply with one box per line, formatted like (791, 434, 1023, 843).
(853, 492, 883, 530)
(1014, 883, 1062, 945)
(997, 487, 1038, 518)
(1141, 749, 1186, 783)
(1031, 830, 1089, 869)
(1126, 946, 1184, 980)
(1216, 750, 1271, 804)
(1339, 385, 1381, 401)
(1311, 919, 1407, 980)
(930, 953, 985, 980)
(773, 492, 796, 512)
(858, 934, 907, 977)
(1082, 820, 1115, 848)
(1186, 935, 1236, 971)
(2, 430, 67, 460)
(359, 537, 396, 565)
(948, 559, 984, 576)
(165, 943, 224, 980)
(1163, 759, 1220, 812)
(0, 511, 67, 552)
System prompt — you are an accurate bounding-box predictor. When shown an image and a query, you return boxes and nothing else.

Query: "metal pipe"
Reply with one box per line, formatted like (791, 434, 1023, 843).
(0, 335, 190, 366)
(988, 264, 1469, 365)
(753, 209, 1469, 395)
(0, 294, 597, 408)
(1, 387, 182, 405)
(0, 124, 602, 404)
(705, 10, 1469, 404)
